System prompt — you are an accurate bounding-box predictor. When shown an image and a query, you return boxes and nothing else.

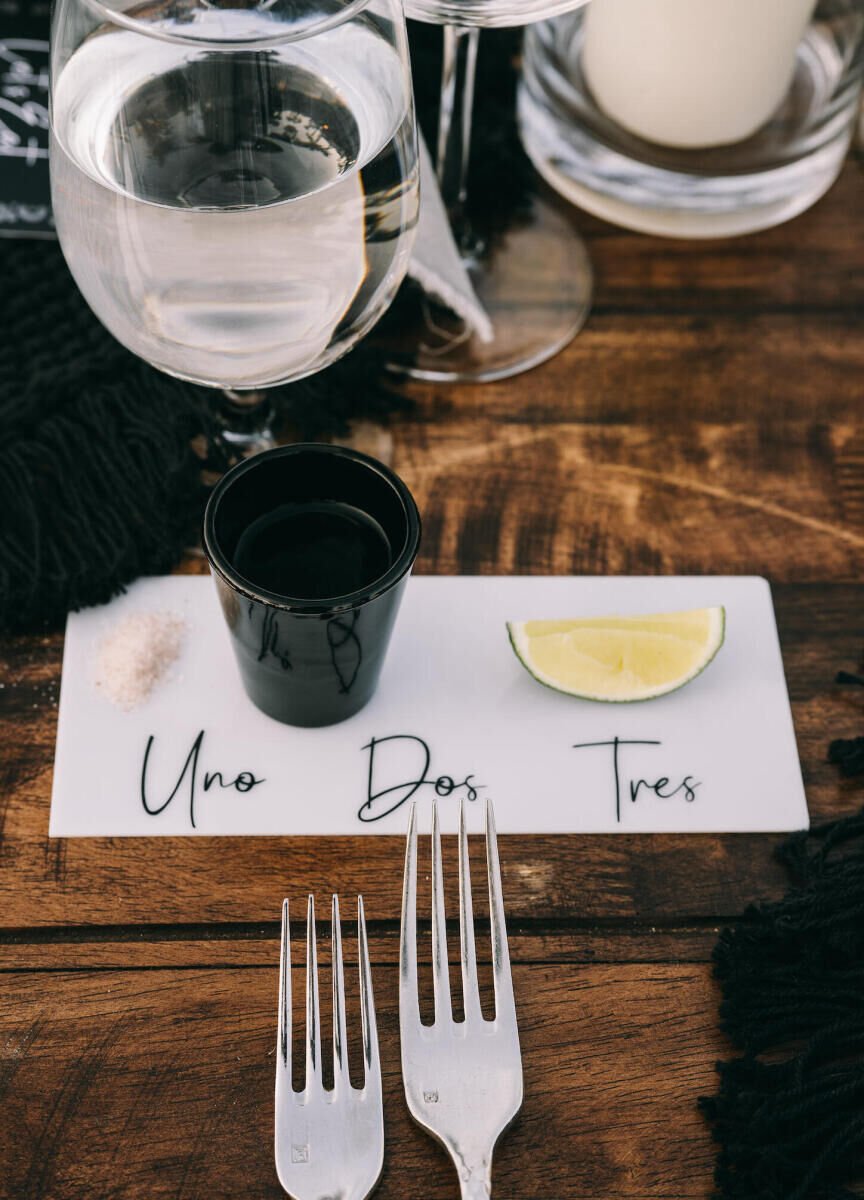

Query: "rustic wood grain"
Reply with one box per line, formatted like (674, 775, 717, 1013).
(0, 925, 722, 971)
(1, 156, 863, 1197)
(397, 421, 864, 580)
(581, 166, 864, 315)
(399, 325, 864, 426)
(0, 963, 724, 1200)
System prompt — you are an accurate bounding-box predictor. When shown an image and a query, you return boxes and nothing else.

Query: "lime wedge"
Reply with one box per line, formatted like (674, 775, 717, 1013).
(507, 607, 725, 702)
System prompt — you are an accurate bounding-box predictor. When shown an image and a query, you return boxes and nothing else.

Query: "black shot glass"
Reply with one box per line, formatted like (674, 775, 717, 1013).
(203, 444, 421, 727)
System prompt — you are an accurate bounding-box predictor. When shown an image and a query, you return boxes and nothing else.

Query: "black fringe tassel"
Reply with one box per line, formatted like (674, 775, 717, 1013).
(0, 238, 411, 634)
(700, 781, 864, 1198)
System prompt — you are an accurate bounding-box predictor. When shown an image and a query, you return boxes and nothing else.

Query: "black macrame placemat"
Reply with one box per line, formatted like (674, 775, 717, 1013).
(0, 25, 529, 633)
(701, 672, 864, 1200)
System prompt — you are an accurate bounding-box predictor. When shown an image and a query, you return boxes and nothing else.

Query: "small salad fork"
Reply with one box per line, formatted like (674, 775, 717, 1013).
(275, 894, 384, 1200)
(399, 799, 524, 1199)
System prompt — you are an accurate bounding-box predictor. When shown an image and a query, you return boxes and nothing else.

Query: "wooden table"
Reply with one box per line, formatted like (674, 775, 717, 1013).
(2, 160, 864, 1199)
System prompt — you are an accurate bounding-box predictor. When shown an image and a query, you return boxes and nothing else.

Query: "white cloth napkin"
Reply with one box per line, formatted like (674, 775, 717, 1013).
(406, 134, 494, 344)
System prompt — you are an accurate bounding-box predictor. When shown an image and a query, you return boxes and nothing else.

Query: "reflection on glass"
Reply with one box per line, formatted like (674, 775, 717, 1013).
(50, 0, 419, 442)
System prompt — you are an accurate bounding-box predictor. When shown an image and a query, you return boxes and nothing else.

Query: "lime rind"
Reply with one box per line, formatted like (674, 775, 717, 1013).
(506, 607, 726, 703)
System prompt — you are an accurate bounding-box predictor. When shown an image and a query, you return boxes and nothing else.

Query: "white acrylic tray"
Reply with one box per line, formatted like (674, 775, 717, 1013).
(50, 574, 808, 837)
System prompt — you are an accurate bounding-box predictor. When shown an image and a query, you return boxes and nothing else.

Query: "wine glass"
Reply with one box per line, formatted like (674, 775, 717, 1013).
(49, 0, 419, 451)
(382, 0, 592, 382)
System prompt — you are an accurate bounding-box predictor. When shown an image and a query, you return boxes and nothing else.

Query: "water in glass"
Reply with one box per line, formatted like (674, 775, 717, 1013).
(51, 5, 418, 389)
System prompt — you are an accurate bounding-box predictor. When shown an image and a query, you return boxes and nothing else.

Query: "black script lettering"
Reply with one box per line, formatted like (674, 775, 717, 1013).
(572, 738, 661, 823)
(572, 737, 701, 823)
(141, 730, 265, 829)
(629, 775, 701, 805)
(358, 734, 482, 823)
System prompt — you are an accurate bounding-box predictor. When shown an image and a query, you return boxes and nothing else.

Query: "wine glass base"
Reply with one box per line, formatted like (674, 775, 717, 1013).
(382, 193, 592, 383)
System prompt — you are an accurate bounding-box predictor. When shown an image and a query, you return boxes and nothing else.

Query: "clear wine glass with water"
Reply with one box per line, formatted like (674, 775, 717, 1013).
(50, 0, 419, 450)
(382, 0, 591, 382)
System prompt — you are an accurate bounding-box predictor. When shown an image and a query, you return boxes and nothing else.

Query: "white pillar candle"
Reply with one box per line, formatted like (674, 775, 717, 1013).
(582, 0, 818, 149)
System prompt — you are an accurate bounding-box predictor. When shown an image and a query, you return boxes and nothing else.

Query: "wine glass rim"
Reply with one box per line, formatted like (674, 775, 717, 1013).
(78, 0, 373, 48)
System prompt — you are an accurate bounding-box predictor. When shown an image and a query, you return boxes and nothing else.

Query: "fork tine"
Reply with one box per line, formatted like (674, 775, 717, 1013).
(278, 898, 291, 1078)
(486, 799, 517, 1025)
(331, 894, 349, 1090)
(399, 801, 420, 1021)
(305, 894, 322, 1092)
(358, 895, 380, 1088)
(277, 895, 385, 1200)
(431, 798, 453, 1024)
(458, 799, 482, 1024)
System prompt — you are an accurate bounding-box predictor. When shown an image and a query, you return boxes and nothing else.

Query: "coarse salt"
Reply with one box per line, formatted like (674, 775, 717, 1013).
(94, 611, 186, 711)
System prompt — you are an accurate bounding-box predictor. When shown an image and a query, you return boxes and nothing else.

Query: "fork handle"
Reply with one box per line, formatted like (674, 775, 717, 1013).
(459, 1169, 492, 1199)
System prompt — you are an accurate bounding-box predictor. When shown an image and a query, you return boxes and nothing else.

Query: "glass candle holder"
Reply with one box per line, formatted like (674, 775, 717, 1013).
(518, 0, 864, 237)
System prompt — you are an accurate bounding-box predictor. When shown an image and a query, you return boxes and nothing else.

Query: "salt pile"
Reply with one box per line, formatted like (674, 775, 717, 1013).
(94, 611, 186, 710)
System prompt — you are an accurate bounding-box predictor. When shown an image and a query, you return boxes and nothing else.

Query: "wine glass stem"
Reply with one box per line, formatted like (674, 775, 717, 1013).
(218, 389, 278, 455)
(437, 25, 480, 228)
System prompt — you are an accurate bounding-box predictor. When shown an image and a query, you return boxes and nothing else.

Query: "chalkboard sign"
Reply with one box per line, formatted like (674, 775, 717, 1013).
(0, 1, 52, 238)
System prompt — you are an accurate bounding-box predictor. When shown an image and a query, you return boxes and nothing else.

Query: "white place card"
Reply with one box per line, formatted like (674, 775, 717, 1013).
(50, 575, 808, 837)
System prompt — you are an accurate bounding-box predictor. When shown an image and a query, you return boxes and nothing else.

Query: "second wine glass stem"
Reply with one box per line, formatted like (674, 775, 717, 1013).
(437, 25, 481, 228)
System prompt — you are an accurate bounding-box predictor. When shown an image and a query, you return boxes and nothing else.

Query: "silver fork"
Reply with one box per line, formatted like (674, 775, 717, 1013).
(275, 894, 384, 1200)
(400, 799, 523, 1199)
